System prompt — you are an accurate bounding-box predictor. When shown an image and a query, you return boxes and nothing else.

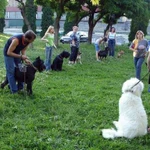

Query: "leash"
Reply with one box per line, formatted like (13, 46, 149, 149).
(130, 71, 150, 90)
(18, 59, 38, 96)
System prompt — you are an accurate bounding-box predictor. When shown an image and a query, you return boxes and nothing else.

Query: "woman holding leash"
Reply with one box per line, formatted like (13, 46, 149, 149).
(94, 36, 107, 61)
(41, 26, 56, 71)
(129, 30, 148, 80)
(2, 30, 36, 94)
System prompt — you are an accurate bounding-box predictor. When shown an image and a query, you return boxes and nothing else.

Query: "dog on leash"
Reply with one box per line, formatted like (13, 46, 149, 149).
(98, 47, 110, 60)
(102, 78, 148, 139)
(75, 51, 82, 64)
(1, 57, 45, 95)
(51, 50, 70, 71)
(117, 50, 125, 58)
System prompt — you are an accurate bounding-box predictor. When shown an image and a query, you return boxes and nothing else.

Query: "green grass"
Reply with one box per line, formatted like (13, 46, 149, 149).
(0, 34, 150, 150)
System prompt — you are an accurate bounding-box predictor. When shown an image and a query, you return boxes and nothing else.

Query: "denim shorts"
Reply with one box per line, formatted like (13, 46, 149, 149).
(94, 44, 100, 52)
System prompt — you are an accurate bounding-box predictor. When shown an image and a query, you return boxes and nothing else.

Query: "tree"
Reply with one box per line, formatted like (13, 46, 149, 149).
(0, 0, 7, 18)
(128, 0, 150, 42)
(64, 1, 102, 43)
(0, 18, 5, 33)
(40, 6, 54, 37)
(63, 12, 76, 35)
(34, 0, 79, 46)
(15, 0, 36, 32)
(22, 0, 37, 33)
(0, 0, 7, 33)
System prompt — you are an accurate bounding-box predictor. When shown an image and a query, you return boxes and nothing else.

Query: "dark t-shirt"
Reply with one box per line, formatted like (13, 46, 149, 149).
(4, 34, 28, 56)
(135, 39, 148, 58)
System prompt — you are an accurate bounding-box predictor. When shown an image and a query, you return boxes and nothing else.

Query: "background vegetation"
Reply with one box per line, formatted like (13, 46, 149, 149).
(0, 33, 150, 149)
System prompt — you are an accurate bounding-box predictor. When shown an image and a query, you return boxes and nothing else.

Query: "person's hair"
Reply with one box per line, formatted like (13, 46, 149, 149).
(73, 26, 78, 30)
(103, 37, 107, 42)
(24, 30, 36, 40)
(45, 26, 54, 34)
(110, 27, 115, 32)
(135, 30, 144, 39)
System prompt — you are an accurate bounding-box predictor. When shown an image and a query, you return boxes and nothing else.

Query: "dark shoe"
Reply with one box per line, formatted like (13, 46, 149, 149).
(1, 82, 7, 89)
(1, 79, 9, 89)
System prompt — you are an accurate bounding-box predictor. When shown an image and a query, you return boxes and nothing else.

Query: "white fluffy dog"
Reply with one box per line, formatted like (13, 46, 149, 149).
(102, 77, 148, 139)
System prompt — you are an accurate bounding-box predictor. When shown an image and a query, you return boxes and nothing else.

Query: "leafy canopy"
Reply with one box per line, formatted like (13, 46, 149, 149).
(0, 0, 7, 18)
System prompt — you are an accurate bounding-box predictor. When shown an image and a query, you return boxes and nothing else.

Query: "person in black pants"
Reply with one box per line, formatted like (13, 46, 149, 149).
(68, 26, 80, 64)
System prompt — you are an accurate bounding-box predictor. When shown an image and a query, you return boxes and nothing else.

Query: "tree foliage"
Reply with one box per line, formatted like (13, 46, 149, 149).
(64, 12, 76, 35)
(0, 0, 7, 32)
(35, 0, 72, 46)
(22, 0, 37, 33)
(0, 0, 7, 18)
(40, 6, 54, 37)
(0, 18, 5, 33)
(129, 0, 150, 42)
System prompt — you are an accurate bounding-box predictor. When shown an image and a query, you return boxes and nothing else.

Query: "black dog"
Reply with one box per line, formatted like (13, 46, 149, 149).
(51, 50, 70, 71)
(98, 46, 110, 60)
(1, 57, 45, 95)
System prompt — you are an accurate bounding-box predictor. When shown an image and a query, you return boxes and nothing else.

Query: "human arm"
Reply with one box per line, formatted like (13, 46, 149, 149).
(41, 33, 48, 42)
(7, 38, 28, 60)
(129, 41, 138, 53)
(21, 48, 31, 64)
(53, 43, 57, 49)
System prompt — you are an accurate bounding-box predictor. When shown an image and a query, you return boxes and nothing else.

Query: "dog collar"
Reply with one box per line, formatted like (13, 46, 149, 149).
(58, 55, 63, 60)
(125, 90, 133, 93)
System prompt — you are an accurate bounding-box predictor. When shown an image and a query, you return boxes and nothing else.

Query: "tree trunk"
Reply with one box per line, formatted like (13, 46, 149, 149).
(54, 15, 61, 47)
(87, 13, 95, 44)
(17, 0, 33, 49)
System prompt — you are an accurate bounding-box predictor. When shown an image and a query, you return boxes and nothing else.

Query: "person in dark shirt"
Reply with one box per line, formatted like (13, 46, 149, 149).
(68, 26, 80, 64)
(2, 30, 36, 94)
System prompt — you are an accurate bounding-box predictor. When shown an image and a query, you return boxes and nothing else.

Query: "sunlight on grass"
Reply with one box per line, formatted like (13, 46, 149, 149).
(0, 35, 150, 149)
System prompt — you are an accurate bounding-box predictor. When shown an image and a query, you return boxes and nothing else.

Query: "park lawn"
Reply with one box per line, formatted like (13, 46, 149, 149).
(0, 33, 150, 150)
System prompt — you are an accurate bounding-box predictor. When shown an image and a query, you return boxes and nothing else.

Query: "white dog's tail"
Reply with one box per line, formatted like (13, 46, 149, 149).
(102, 128, 123, 139)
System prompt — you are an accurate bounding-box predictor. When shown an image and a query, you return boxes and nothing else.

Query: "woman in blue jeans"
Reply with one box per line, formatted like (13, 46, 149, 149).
(41, 26, 56, 71)
(130, 30, 148, 80)
(108, 27, 116, 57)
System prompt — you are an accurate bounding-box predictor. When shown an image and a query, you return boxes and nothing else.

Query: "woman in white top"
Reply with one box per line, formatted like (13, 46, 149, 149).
(94, 37, 107, 61)
(107, 27, 116, 57)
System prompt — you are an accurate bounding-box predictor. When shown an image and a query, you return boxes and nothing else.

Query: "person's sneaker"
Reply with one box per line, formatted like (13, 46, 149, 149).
(97, 59, 101, 62)
(148, 87, 150, 92)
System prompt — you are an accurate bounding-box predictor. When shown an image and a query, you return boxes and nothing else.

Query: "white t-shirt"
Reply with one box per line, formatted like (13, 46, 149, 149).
(108, 32, 116, 39)
(95, 37, 103, 44)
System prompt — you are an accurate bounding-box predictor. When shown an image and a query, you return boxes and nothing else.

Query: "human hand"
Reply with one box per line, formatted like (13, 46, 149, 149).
(53, 45, 57, 49)
(21, 55, 28, 60)
(24, 58, 31, 65)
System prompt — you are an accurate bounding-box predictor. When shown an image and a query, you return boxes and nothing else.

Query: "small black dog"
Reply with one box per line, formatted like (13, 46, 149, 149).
(51, 50, 70, 71)
(98, 46, 110, 60)
(1, 57, 45, 95)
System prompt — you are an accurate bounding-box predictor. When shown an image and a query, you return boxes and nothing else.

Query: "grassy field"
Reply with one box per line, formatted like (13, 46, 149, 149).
(0, 34, 150, 150)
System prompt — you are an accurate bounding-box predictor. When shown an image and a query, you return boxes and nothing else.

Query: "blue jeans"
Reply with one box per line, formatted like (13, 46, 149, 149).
(4, 56, 23, 93)
(94, 44, 100, 51)
(134, 57, 145, 80)
(108, 39, 115, 56)
(45, 46, 53, 71)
